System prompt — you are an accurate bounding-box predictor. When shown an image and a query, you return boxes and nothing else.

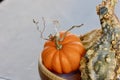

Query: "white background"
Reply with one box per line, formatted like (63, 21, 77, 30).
(0, 0, 120, 80)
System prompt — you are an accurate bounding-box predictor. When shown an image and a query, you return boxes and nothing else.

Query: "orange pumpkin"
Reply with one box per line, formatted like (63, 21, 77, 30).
(42, 31, 86, 74)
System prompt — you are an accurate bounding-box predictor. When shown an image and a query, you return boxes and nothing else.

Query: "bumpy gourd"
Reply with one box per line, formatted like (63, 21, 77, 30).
(80, 0, 120, 79)
(80, 29, 102, 50)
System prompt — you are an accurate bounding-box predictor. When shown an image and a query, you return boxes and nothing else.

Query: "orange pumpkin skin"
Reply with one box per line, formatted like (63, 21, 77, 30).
(42, 31, 86, 74)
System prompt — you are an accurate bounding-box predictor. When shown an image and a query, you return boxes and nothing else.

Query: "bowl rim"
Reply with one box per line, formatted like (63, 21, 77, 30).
(38, 55, 66, 80)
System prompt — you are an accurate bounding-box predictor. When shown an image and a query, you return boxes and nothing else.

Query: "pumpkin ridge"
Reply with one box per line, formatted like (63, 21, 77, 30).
(63, 42, 82, 46)
(63, 42, 81, 52)
(61, 50, 73, 72)
(64, 42, 86, 57)
(59, 50, 63, 73)
(51, 50, 61, 72)
(51, 50, 57, 71)
(61, 36, 80, 45)
(43, 50, 56, 70)
(42, 47, 55, 59)
(63, 46, 81, 71)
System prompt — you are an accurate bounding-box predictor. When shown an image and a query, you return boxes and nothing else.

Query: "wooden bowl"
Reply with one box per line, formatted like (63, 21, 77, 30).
(38, 57, 81, 80)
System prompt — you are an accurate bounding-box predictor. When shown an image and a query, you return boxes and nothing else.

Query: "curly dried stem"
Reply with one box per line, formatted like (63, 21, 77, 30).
(33, 18, 49, 40)
(60, 24, 84, 41)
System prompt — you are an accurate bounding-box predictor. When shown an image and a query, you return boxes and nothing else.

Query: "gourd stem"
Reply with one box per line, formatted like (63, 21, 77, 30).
(55, 24, 83, 50)
(55, 40, 62, 50)
(55, 33, 62, 50)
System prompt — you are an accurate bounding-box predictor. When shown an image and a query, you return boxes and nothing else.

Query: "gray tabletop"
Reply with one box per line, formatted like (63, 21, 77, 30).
(0, 0, 120, 80)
